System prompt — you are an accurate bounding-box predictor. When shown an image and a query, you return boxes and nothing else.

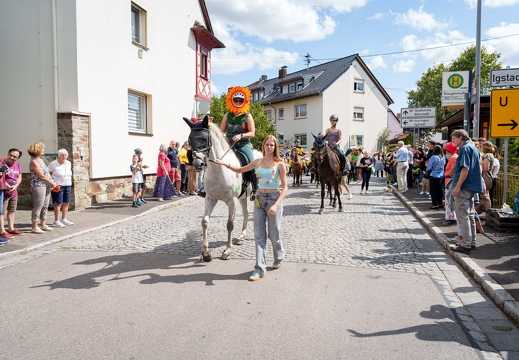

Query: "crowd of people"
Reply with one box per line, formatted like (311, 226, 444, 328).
(376, 132, 500, 256)
(0, 142, 76, 246)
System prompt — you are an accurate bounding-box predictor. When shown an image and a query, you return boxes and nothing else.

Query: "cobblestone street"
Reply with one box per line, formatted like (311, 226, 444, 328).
(69, 178, 440, 276)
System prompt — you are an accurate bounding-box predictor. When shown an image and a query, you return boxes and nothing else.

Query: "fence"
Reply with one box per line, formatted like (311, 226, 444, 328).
(493, 173, 519, 207)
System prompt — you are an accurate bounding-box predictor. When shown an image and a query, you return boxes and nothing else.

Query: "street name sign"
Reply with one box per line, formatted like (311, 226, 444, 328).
(400, 107, 436, 128)
(490, 68, 519, 87)
(490, 88, 519, 138)
(403, 128, 428, 134)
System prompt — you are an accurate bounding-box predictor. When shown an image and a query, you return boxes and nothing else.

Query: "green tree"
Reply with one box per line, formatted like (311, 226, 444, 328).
(407, 46, 502, 125)
(209, 93, 276, 149)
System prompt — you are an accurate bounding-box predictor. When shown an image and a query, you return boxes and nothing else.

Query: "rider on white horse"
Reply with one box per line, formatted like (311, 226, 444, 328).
(219, 86, 259, 200)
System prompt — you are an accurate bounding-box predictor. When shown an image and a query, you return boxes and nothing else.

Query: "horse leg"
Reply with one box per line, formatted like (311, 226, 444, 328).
(319, 182, 325, 214)
(201, 198, 218, 262)
(221, 197, 237, 260)
(336, 181, 343, 212)
(235, 197, 249, 245)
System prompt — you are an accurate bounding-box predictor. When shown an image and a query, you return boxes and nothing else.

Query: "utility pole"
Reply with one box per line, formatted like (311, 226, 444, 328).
(474, 0, 482, 138)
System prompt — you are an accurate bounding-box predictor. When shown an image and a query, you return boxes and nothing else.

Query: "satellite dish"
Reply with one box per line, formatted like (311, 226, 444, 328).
(198, 101, 210, 114)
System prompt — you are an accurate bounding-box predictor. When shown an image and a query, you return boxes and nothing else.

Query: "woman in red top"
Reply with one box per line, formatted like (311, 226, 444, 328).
(152, 144, 176, 201)
(443, 142, 458, 225)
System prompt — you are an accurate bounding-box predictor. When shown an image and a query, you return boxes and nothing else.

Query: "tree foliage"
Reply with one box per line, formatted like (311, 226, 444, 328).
(407, 46, 502, 125)
(209, 93, 276, 150)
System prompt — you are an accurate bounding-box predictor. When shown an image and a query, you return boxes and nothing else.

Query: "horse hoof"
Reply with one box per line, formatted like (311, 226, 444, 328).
(221, 250, 232, 260)
(202, 253, 213, 262)
(318, 209, 324, 215)
(234, 238, 245, 245)
(339, 207, 344, 212)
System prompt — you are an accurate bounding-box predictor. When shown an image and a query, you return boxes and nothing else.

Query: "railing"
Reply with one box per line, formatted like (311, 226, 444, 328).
(493, 173, 519, 207)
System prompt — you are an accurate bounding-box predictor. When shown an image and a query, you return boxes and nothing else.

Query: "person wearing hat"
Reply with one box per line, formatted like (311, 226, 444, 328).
(443, 142, 458, 225)
(220, 86, 258, 200)
(133, 148, 148, 203)
(325, 114, 347, 174)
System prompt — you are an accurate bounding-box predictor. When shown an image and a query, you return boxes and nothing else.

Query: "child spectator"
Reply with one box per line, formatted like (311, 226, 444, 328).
(130, 154, 146, 207)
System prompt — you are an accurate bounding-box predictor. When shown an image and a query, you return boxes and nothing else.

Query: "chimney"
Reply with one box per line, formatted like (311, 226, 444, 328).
(279, 66, 287, 79)
(261, 74, 267, 81)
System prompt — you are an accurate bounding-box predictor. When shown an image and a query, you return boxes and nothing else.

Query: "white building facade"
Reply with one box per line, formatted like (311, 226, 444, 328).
(249, 55, 393, 154)
(0, 0, 223, 207)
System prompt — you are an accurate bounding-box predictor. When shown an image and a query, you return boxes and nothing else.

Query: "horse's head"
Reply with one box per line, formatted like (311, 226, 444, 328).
(312, 133, 328, 164)
(290, 147, 299, 160)
(183, 115, 212, 172)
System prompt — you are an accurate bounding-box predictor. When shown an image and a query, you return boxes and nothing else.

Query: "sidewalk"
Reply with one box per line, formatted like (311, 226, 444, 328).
(393, 184, 519, 325)
(0, 194, 199, 258)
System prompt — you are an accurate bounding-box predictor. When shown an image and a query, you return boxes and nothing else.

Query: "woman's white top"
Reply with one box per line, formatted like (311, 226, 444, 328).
(492, 158, 500, 178)
(48, 160, 73, 186)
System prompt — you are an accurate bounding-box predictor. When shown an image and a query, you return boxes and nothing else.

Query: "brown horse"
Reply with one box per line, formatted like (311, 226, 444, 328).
(290, 147, 303, 187)
(312, 133, 343, 214)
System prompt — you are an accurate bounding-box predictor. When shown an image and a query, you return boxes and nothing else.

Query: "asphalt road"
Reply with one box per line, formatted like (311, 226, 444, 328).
(0, 178, 517, 359)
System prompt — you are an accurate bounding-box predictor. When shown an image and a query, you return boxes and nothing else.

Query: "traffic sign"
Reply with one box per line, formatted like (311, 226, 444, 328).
(490, 68, 519, 87)
(401, 107, 436, 118)
(442, 71, 471, 93)
(401, 118, 436, 128)
(491, 88, 519, 138)
(400, 107, 436, 128)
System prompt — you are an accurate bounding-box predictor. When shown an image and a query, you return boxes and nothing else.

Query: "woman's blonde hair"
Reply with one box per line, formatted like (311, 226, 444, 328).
(262, 135, 280, 159)
(481, 141, 494, 154)
(57, 148, 68, 156)
(27, 142, 45, 157)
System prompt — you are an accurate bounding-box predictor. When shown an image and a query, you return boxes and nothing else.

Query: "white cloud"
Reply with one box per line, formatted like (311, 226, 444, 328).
(486, 22, 519, 67)
(206, 0, 367, 43)
(368, 55, 387, 69)
(392, 6, 448, 32)
(393, 59, 416, 72)
(368, 12, 386, 20)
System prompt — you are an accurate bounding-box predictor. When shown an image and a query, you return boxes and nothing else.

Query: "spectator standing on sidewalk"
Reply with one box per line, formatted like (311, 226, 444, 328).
(179, 141, 189, 194)
(422, 140, 436, 196)
(48, 149, 75, 227)
(479, 141, 495, 217)
(133, 148, 148, 203)
(166, 140, 182, 196)
(0, 155, 11, 244)
(130, 154, 145, 208)
(443, 142, 458, 225)
(214, 135, 288, 282)
(3, 149, 24, 236)
(450, 130, 482, 255)
(394, 141, 409, 192)
(489, 145, 500, 207)
(28, 142, 59, 234)
(152, 144, 176, 201)
(426, 145, 445, 210)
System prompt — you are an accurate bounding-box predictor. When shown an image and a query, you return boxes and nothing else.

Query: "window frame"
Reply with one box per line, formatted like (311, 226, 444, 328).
(131, 3, 147, 48)
(353, 107, 364, 121)
(128, 91, 148, 134)
(200, 50, 208, 79)
(264, 110, 272, 121)
(354, 79, 364, 92)
(294, 104, 307, 119)
(278, 108, 284, 119)
(294, 134, 307, 147)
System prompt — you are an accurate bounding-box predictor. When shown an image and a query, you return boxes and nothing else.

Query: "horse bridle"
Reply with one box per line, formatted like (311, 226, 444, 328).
(188, 128, 212, 169)
(313, 142, 331, 164)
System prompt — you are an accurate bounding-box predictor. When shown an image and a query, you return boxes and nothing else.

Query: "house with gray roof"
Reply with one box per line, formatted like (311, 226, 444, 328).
(247, 54, 393, 153)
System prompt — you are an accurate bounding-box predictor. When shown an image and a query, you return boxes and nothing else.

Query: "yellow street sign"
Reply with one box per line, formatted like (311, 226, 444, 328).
(491, 88, 519, 138)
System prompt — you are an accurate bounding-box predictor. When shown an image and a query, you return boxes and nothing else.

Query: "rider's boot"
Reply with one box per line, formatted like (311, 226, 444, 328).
(249, 171, 258, 201)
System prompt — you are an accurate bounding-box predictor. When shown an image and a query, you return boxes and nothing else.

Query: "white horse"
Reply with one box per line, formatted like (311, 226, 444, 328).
(184, 116, 259, 262)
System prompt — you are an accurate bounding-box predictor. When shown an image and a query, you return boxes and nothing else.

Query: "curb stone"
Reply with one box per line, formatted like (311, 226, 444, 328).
(392, 186, 519, 327)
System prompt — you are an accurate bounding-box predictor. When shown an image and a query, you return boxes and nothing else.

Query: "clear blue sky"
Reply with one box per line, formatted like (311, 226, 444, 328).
(206, 0, 519, 114)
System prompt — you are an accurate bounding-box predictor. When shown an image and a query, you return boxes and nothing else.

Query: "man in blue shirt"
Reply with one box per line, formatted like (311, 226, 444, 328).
(394, 141, 409, 192)
(450, 129, 483, 255)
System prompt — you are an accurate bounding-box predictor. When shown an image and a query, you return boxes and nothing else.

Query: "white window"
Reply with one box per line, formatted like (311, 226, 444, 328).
(356, 135, 363, 147)
(200, 50, 208, 78)
(289, 83, 296, 93)
(295, 134, 307, 146)
(295, 104, 307, 119)
(128, 91, 147, 133)
(279, 108, 284, 119)
(354, 79, 364, 92)
(353, 107, 364, 121)
(264, 110, 272, 120)
(131, 3, 147, 46)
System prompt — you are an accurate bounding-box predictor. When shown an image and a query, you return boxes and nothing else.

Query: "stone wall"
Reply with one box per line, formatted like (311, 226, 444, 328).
(17, 112, 156, 210)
